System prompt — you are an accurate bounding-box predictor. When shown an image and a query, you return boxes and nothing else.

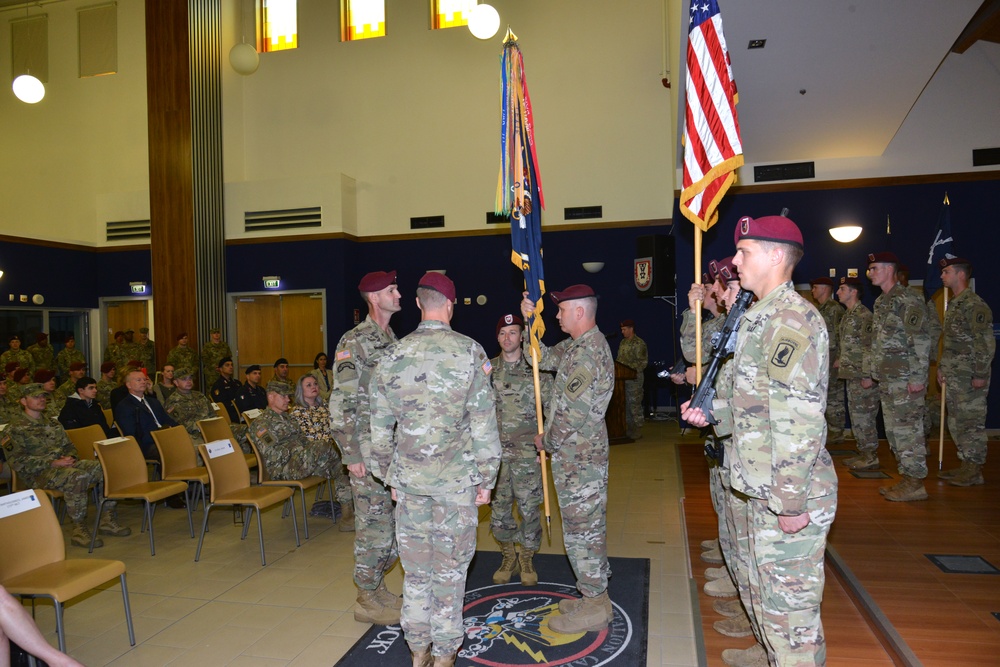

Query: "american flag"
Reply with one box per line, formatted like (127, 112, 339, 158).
(680, 0, 743, 232)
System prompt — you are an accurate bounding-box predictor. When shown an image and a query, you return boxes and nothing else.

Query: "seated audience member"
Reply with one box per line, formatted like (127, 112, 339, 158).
(165, 367, 226, 446)
(210, 357, 242, 422)
(235, 364, 268, 417)
(311, 352, 334, 402)
(58, 376, 118, 437)
(114, 368, 177, 460)
(34, 370, 61, 419)
(272, 357, 291, 386)
(153, 364, 177, 406)
(110, 361, 144, 410)
(53, 362, 88, 410)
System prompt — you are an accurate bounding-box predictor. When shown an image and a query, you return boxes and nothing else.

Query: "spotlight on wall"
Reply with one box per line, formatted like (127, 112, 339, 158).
(468, 2, 500, 40)
(582, 262, 605, 273)
(829, 225, 862, 243)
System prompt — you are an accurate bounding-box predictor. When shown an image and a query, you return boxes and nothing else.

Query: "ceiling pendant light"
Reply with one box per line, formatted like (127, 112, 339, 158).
(829, 225, 863, 243)
(13, 5, 45, 103)
(230, 0, 259, 75)
(468, 3, 500, 40)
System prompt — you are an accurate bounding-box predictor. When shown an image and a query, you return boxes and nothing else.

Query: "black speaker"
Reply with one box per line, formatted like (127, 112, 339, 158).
(635, 235, 675, 298)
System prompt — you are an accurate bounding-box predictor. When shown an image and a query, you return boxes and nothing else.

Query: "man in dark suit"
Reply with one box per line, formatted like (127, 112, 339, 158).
(114, 368, 177, 460)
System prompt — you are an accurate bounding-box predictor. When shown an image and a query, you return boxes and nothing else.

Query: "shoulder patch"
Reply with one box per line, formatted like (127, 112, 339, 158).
(336, 349, 352, 361)
(973, 305, 990, 326)
(336, 361, 356, 376)
(769, 326, 811, 385)
(903, 304, 925, 330)
(565, 367, 594, 401)
(482, 358, 492, 375)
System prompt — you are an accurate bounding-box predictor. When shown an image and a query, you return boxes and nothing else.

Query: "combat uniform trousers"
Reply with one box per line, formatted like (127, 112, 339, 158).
(551, 449, 611, 597)
(709, 449, 738, 587)
(491, 449, 543, 551)
(351, 471, 398, 591)
(878, 379, 928, 479)
(825, 369, 846, 440)
(725, 492, 765, 646)
(395, 486, 478, 657)
(744, 493, 836, 667)
(943, 374, 990, 466)
(35, 460, 104, 525)
(845, 379, 879, 454)
(625, 378, 644, 438)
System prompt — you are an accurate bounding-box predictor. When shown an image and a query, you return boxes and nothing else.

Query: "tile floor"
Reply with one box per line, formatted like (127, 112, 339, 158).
(19, 420, 701, 666)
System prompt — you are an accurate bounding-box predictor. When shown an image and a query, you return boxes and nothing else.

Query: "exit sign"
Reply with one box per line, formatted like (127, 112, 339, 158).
(263, 279, 280, 289)
(130, 283, 147, 294)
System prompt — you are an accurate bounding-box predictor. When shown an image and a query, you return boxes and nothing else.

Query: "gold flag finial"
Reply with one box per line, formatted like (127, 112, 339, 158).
(944, 192, 950, 205)
(503, 26, 517, 43)
(886, 214, 891, 235)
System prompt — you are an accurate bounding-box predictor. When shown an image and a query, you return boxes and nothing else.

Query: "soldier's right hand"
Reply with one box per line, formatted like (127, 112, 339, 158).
(688, 283, 706, 312)
(520, 292, 536, 319)
(347, 462, 366, 478)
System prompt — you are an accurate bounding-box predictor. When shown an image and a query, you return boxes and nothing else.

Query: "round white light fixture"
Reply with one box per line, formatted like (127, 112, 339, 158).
(829, 225, 862, 243)
(229, 42, 260, 75)
(468, 3, 500, 40)
(582, 262, 605, 274)
(12, 74, 45, 104)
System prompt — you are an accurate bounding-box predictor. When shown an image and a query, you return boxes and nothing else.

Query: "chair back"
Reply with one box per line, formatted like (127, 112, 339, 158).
(197, 442, 251, 501)
(152, 425, 198, 477)
(197, 417, 233, 444)
(0, 490, 65, 581)
(65, 424, 105, 462)
(102, 407, 114, 426)
(245, 432, 271, 484)
(241, 408, 262, 425)
(93, 437, 149, 493)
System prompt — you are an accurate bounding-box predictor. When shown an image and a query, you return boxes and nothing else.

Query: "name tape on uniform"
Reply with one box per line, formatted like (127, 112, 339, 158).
(204, 440, 235, 458)
(0, 489, 42, 519)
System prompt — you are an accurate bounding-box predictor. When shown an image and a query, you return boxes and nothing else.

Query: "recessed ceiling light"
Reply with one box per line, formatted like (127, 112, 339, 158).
(748, 39, 766, 49)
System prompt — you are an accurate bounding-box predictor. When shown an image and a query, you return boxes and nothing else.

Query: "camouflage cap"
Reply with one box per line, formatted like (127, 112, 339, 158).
(209, 327, 220, 334)
(124, 328, 134, 334)
(266, 380, 292, 396)
(173, 367, 194, 379)
(139, 327, 149, 334)
(22, 383, 48, 398)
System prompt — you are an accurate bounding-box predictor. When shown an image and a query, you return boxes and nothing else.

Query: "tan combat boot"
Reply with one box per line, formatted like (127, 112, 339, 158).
(432, 653, 457, 667)
(549, 591, 612, 634)
(558, 596, 582, 614)
(949, 462, 984, 487)
(713, 613, 752, 637)
(409, 644, 432, 667)
(704, 576, 738, 598)
(71, 523, 102, 548)
(339, 504, 356, 532)
(938, 460, 972, 480)
(492, 542, 520, 584)
(701, 537, 719, 551)
(704, 567, 728, 581)
(846, 452, 880, 471)
(518, 548, 538, 586)
(883, 476, 928, 502)
(355, 587, 401, 625)
(712, 597, 744, 618)
(99, 507, 132, 537)
(721, 643, 768, 667)
(827, 429, 845, 445)
(374, 580, 403, 610)
(701, 545, 723, 564)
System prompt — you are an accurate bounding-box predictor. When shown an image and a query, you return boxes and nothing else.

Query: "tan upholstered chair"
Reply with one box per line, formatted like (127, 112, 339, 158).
(0, 489, 135, 652)
(152, 426, 209, 531)
(101, 407, 114, 428)
(196, 441, 299, 566)
(197, 417, 258, 471)
(91, 436, 190, 555)
(245, 432, 330, 540)
(9, 467, 65, 522)
(65, 424, 105, 462)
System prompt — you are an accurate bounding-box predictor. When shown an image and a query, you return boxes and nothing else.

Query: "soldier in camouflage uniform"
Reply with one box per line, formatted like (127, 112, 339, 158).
(164, 368, 217, 446)
(836, 277, 881, 471)
(684, 215, 837, 667)
(617, 319, 648, 439)
(103, 331, 125, 371)
(4, 383, 131, 547)
(291, 374, 354, 531)
(868, 252, 934, 502)
(253, 381, 344, 482)
(136, 327, 156, 372)
(201, 328, 232, 393)
(56, 335, 86, 382)
(96, 362, 118, 410)
(52, 362, 87, 412)
(489, 313, 553, 586)
(120, 329, 142, 370)
(27, 333, 55, 374)
(166, 333, 200, 389)
(368, 272, 500, 666)
(811, 277, 846, 443)
(329, 270, 404, 626)
(520, 283, 616, 635)
(1, 335, 34, 376)
(0, 374, 19, 423)
(936, 258, 995, 486)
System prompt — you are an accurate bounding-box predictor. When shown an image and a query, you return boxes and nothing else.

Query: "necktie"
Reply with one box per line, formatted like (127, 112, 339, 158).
(140, 398, 162, 428)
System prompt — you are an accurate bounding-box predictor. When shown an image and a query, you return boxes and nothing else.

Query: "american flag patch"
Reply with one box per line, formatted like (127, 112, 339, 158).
(482, 359, 492, 375)
(336, 350, 352, 361)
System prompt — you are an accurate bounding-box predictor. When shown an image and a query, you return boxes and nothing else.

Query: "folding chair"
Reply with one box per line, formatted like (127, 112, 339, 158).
(246, 432, 330, 539)
(197, 417, 258, 471)
(151, 426, 209, 530)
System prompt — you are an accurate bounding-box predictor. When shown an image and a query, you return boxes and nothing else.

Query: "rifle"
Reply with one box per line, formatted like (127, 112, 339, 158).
(688, 288, 754, 427)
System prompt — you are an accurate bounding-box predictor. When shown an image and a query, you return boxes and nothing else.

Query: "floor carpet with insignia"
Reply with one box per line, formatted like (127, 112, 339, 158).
(336, 551, 650, 666)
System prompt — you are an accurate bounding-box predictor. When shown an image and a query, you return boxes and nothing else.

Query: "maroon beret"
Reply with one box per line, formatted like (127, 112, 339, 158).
(69, 361, 87, 371)
(620, 319, 635, 328)
(100, 361, 116, 374)
(8, 334, 20, 343)
(5, 362, 20, 374)
(939, 256, 971, 269)
(811, 277, 835, 287)
(36, 332, 48, 343)
(734, 215, 803, 250)
(840, 277, 864, 288)
(496, 314, 524, 336)
(113, 331, 124, 338)
(127, 360, 142, 368)
(358, 270, 397, 293)
(709, 256, 739, 282)
(33, 369, 56, 383)
(867, 252, 899, 265)
(13, 368, 30, 382)
(176, 332, 187, 341)
(418, 272, 456, 302)
(550, 284, 596, 303)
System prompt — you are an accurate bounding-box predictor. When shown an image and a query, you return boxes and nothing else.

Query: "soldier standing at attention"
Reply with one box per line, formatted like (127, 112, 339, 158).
(811, 277, 846, 443)
(617, 319, 648, 439)
(489, 313, 552, 586)
(201, 328, 232, 392)
(368, 272, 500, 667)
(329, 270, 404, 625)
(936, 257, 995, 486)
(27, 333, 55, 374)
(56, 335, 86, 382)
(1, 335, 34, 375)
(520, 283, 616, 635)
(167, 333, 200, 389)
(103, 331, 124, 368)
(836, 277, 882, 471)
(868, 252, 933, 502)
(683, 215, 837, 667)
(136, 327, 156, 371)
(4, 383, 131, 547)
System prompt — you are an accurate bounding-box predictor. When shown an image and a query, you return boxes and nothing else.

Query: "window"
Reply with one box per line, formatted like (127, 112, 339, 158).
(341, 0, 385, 41)
(431, 0, 476, 29)
(261, 0, 297, 52)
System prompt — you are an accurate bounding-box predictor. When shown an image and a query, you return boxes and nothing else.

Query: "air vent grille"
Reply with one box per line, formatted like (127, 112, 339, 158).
(410, 215, 445, 230)
(244, 207, 322, 232)
(972, 147, 1000, 167)
(753, 162, 815, 183)
(106, 219, 151, 242)
(564, 206, 603, 221)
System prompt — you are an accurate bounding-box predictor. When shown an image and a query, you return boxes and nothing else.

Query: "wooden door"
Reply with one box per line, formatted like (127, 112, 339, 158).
(281, 293, 325, 385)
(233, 292, 324, 386)
(234, 296, 282, 372)
(105, 300, 149, 344)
